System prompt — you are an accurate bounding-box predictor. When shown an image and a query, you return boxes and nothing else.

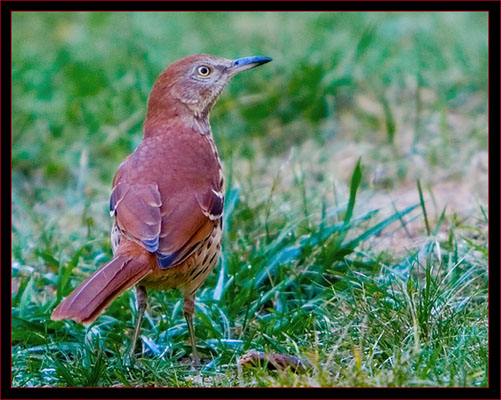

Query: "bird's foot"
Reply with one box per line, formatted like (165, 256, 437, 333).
(124, 353, 136, 368)
(125, 345, 141, 368)
(190, 351, 202, 370)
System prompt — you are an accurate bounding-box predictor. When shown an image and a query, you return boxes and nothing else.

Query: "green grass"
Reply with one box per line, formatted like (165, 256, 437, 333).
(12, 12, 488, 387)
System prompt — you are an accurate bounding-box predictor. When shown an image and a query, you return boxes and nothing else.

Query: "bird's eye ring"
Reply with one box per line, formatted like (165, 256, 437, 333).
(197, 66, 211, 76)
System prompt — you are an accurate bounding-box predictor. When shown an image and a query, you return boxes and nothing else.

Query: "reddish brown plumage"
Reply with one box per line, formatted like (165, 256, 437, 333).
(51, 53, 271, 362)
(109, 120, 223, 269)
(51, 240, 154, 323)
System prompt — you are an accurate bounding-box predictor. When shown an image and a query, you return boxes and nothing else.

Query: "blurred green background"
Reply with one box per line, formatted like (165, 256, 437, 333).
(12, 12, 488, 387)
(13, 11, 487, 181)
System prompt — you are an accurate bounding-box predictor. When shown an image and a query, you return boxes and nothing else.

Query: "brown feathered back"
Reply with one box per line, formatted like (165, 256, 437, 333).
(110, 118, 223, 269)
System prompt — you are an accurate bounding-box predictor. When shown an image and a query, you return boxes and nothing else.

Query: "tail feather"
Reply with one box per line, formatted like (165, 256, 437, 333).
(51, 243, 154, 324)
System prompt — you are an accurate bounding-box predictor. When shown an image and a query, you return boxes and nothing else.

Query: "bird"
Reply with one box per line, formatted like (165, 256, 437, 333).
(51, 54, 272, 365)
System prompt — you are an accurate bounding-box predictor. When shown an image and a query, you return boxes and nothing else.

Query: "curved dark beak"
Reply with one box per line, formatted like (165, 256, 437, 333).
(230, 56, 272, 75)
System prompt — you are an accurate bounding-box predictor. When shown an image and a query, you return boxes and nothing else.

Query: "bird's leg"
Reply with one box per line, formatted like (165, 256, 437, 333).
(183, 293, 200, 366)
(129, 285, 148, 360)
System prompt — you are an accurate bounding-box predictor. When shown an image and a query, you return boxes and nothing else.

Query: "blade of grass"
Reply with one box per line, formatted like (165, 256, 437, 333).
(17, 275, 36, 319)
(391, 201, 412, 238)
(249, 275, 295, 316)
(344, 157, 362, 225)
(344, 204, 419, 249)
(417, 179, 431, 236)
(479, 204, 488, 223)
(56, 246, 85, 301)
(223, 187, 240, 233)
(460, 236, 488, 257)
(255, 244, 301, 287)
(50, 354, 77, 386)
(381, 95, 396, 144)
(432, 206, 448, 236)
(213, 253, 226, 301)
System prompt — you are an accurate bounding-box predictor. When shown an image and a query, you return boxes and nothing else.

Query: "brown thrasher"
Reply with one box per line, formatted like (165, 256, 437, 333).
(51, 54, 272, 364)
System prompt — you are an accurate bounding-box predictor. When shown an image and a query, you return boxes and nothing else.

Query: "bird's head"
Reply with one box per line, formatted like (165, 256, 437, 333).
(147, 54, 272, 123)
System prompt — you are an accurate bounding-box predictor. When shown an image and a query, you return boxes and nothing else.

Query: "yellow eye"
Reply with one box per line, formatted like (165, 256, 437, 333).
(197, 66, 211, 76)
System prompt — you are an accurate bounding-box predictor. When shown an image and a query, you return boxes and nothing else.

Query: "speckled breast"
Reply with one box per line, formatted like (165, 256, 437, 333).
(135, 218, 223, 294)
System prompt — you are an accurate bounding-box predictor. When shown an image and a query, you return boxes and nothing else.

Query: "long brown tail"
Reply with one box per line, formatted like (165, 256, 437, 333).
(51, 241, 155, 324)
